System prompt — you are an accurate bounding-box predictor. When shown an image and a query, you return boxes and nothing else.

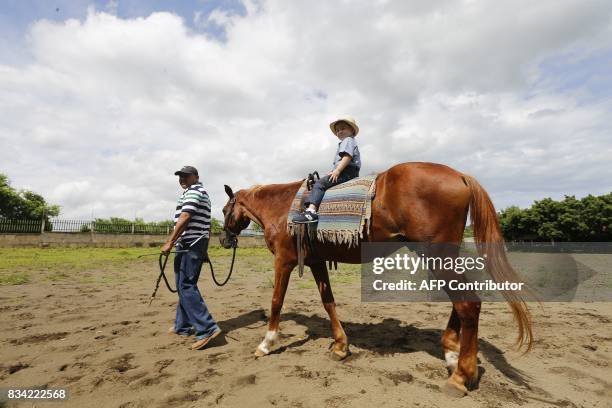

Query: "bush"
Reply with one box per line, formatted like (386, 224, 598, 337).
(499, 193, 612, 242)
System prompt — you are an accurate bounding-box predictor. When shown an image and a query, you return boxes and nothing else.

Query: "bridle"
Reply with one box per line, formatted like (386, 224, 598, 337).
(223, 196, 240, 248)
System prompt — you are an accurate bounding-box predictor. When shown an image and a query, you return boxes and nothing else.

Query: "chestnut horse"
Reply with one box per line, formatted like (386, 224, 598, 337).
(220, 162, 532, 396)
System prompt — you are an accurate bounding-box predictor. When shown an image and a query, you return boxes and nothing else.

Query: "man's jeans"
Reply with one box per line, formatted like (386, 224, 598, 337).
(174, 237, 219, 340)
(307, 167, 359, 208)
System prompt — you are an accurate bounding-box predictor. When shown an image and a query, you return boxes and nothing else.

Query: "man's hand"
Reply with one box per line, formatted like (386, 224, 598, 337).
(161, 212, 191, 255)
(161, 240, 174, 256)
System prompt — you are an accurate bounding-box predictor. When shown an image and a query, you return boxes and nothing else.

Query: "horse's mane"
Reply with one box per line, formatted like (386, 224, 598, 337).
(249, 184, 266, 194)
(244, 181, 303, 200)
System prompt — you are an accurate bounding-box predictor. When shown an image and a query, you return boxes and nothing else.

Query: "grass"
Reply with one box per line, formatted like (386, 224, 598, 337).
(0, 247, 151, 272)
(0, 247, 271, 270)
(0, 246, 363, 288)
(295, 263, 361, 290)
(0, 271, 30, 285)
(0, 247, 272, 285)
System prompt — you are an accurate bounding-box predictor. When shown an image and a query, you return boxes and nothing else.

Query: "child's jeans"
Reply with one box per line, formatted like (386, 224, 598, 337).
(307, 167, 359, 208)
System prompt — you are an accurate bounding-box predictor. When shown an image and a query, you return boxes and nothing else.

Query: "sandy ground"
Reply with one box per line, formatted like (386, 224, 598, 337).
(1, 253, 611, 408)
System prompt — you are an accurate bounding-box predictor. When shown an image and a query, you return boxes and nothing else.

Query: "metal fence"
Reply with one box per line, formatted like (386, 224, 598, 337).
(0, 219, 43, 233)
(48, 219, 94, 233)
(48, 219, 173, 234)
(0, 218, 172, 234)
(0, 218, 264, 236)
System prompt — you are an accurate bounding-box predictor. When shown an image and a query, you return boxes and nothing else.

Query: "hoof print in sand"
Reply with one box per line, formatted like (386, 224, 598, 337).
(10, 332, 68, 345)
(164, 391, 210, 406)
(234, 373, 257, 386)
(4, 362, 30, 375)
(154, 359, 174, 373)
(385, 370, 415, 386)
(108, 353, 137, 373)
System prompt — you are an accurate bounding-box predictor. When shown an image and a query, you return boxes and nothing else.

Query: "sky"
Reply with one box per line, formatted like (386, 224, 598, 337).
(0, 0, 611, 222)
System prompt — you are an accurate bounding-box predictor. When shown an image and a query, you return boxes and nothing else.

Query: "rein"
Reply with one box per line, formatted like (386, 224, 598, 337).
(144, 251, 184, 306)
(208, 238, 238, 286)
(143, 236, 238, 306)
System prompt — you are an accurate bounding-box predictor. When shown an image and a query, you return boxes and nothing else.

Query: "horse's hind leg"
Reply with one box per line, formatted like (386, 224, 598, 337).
(424, 244, 461, 371)
(442, 306, 461, 371)
(254, 256, 293, 357)
(426, 243, 480, 396)
(310, 261, 349, 360)
(444, 300, 480, 397)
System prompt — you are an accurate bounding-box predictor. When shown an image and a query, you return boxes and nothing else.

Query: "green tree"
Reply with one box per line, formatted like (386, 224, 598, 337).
(578, 193, 612, 240)
(531, 198, 565, 241)
(499, 206, 537, 241)
(0, 173, 60, 227)
(211, 218, 223, 234)
(499, 192, 612, 242)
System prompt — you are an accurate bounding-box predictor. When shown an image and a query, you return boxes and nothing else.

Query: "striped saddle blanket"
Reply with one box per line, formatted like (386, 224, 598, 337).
(287, 174, 377, 247)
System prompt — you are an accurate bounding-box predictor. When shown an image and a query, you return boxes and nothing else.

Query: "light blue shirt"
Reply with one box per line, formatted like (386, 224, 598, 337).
(333, 136, 361, 170)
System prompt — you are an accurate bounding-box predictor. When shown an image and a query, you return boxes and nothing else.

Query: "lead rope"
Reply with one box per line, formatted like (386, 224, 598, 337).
(207, 244, 237, 286)
(148, 251, 182, 306)
(146, 240, 238, 306)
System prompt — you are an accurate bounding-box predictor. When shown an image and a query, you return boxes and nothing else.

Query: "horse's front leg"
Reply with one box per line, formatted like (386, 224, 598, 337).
(254, 256, 293, 357)
(310, 261, 349, 360)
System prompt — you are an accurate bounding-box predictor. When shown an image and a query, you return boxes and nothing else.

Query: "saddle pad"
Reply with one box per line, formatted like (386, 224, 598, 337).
(287, 174, 377, 247)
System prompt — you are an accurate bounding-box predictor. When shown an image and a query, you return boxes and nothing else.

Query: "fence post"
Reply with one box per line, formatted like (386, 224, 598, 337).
(40, 210, 46, 234)
(91, 220, 95, 242)
(131, 222, 135, 234)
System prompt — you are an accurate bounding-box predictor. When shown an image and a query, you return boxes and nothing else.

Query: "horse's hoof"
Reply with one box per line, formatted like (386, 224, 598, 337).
(254, 348, 267, 358)
(464, 373, 479, 390)
(329, 343, 350, 361)
(330, 350, 348, 361)
(443, 381, 468, 398)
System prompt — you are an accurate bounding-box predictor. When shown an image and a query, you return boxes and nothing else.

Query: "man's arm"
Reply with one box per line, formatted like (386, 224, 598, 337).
(161, 212, 192, 255)
(329, 155, 352, 182)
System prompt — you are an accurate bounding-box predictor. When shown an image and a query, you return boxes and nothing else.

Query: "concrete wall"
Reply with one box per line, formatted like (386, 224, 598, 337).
(0, 233, 267, 248)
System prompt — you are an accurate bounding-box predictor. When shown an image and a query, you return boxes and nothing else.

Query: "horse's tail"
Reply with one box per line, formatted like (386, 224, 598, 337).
(462, 174, 534, 351)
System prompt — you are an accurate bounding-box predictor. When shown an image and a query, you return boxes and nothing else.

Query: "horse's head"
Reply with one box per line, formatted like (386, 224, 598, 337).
(220, 184, 251, 248)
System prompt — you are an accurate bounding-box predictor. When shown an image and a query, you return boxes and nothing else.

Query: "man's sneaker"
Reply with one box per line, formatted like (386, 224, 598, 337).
(191, 328, 222, 350)
(292, 211, 319, 223)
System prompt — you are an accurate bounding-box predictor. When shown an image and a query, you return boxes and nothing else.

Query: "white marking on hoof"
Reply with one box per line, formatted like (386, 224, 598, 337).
(256, 330, 278, 355)
(445, 351, 459, 370)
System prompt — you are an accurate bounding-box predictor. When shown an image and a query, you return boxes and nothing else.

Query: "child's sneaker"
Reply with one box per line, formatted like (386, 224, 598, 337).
(292, 210, 319, 223)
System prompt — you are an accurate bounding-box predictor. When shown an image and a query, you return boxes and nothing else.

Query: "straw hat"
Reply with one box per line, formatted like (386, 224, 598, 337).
(329, 117, 359, 136)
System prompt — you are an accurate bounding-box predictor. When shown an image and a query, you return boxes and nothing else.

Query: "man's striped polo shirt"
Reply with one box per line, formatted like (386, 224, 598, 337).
(174, 181, 211, 245)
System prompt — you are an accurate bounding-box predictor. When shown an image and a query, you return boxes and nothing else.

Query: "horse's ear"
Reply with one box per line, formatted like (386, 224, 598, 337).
(224, 185, 234, 198)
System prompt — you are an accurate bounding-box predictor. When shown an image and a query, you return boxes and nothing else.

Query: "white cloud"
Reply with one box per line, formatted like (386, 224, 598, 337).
(0, 0, 611, 221)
